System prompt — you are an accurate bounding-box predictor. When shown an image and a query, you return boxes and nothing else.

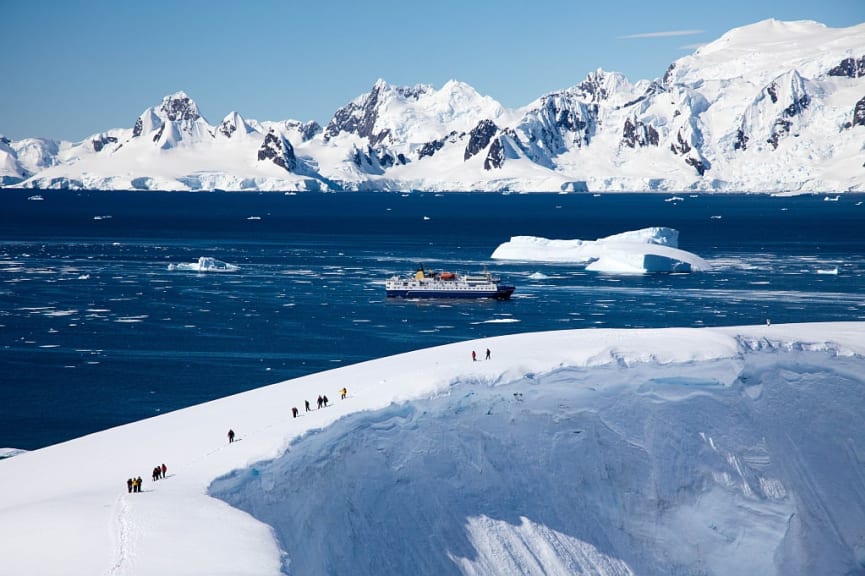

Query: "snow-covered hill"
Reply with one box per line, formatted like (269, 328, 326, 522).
(1, 323, 864, 575)
(2, 19, 864, 193)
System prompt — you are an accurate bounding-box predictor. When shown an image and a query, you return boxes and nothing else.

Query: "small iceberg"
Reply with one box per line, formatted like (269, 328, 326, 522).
(824, 195, 840, 202)
(168, 256, 239, 272)
(27, 194, 44, 201)
(664, 196, 684, 202)
(816, 267, 839, 275)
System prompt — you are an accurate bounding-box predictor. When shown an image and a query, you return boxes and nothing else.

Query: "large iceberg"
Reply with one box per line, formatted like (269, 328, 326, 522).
(491, 227, 710, 273)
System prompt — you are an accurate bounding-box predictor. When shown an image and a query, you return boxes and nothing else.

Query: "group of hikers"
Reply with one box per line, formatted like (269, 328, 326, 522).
(126, 463, 167, 493)
(472, 348, 492, 362)
(288, 388, 347, 419)
(126, 386, 352, 493)
(151, 463, 167, 482)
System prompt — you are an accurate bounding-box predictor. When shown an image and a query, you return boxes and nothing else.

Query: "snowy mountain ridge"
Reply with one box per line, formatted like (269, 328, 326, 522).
(2, 19, 863, 193)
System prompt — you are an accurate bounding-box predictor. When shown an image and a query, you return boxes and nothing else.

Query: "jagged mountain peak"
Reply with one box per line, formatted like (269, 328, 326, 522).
(325, 79, 505, 146)
(218, 111, 255, 138)
(158, 91, 203, 123)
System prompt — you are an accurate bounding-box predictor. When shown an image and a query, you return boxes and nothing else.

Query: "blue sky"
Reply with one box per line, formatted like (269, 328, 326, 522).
(1, 0, 861, 141)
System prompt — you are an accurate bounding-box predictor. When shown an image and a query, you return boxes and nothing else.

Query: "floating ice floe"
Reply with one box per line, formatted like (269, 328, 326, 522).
(491, 227, 710, 274)
(167, 256, 239, 272)
(816, 267, 839, 275)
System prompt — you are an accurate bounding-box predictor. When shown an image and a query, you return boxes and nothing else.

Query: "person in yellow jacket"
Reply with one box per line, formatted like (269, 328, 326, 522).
(340, 387, 347, 399)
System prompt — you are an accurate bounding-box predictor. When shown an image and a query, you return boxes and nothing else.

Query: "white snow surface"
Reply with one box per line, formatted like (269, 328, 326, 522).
(2, 322, 865, 575)
(3, 19, 864, 193)
(491, 227, 710, 273)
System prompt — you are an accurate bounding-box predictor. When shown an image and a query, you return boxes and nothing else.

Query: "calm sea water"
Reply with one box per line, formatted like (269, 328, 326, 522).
(2, 190, 863, 450)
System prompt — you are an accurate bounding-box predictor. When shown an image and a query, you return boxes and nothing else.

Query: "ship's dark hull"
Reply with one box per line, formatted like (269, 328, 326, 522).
(386, 285, 515, 300)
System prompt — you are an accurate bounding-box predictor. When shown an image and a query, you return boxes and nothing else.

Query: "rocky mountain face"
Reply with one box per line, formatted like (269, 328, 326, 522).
(2, 20, 863, 193)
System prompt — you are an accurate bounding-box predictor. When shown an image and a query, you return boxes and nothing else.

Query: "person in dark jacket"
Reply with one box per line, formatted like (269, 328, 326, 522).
(228, 429, 235, 443)
(291, 406, 299, 418)
(127, 478, 133, 493)
(305, 400, 311, 412)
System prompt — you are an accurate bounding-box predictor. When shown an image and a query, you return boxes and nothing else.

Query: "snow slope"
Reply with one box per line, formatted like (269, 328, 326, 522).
(1, 323, 864, 575)
(3, 19, 864, 193)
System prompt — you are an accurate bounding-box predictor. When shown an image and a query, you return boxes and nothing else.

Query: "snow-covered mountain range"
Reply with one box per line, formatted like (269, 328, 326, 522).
(2, 19, 863, 193)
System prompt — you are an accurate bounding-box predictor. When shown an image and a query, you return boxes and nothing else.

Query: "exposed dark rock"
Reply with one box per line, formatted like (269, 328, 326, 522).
(152, 124, 164, 143)
(623, 81, 665, 108)
(828, 56, 865, 78)
(417, 131, 461, 159)
(484, 137, 505, 170)
(577, 70, 613, 102)
(767, 93, 810, 149)
(854, 96, 865, 127)
(766, 82, 779, 104)
(783, 93, 810, 118)
(622, 118, 659, 148)
(218, 119, 236, 138)
(257, 130, 297, 172)
(670, 129, 691, 155)
(91, 135, 118, 152)
(662, 63, 676, 88)
(418, 139, 445, 159)
(285, 120, 321, 142)
(132, 117, 143, 138)
(0, 135, 10, 145)
(734, 128, 749, 151)
(161, 94, 200, 123)
(685, 156, 707, 176)
(464, 120, 499, 161)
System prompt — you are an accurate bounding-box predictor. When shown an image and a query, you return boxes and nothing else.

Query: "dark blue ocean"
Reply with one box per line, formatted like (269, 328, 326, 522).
(2, 190, 863, 450)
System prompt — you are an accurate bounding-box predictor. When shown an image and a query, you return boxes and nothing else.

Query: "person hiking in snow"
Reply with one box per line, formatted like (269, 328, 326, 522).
(472, 350, 477, 362)
(305, 399, 311, 412)
(161, 463, 167, 478)
(152, 467, 159, 482)
(291, 406, 299, 418)
(228, 429, 235, 443)
(486, 348, 491, 360)
(317, 395, 323, 409)
(340, 387, 347, 400)
(127, 478, 133, 493)
(135, 476, 143, 493)
(323, 394, 329, 407)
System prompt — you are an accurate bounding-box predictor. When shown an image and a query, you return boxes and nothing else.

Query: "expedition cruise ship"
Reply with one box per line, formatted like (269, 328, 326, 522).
(385, 266, 515, 299)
